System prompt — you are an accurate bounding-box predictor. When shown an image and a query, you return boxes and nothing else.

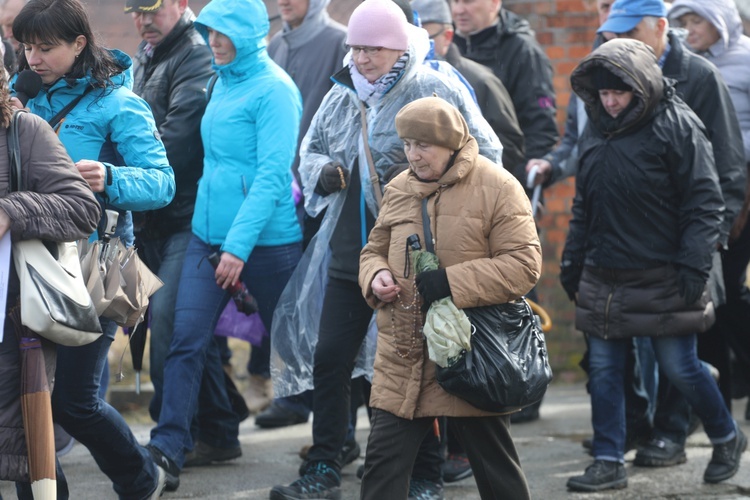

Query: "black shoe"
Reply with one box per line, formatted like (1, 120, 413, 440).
(510, 402, 540, 424)
(255, 402, 308, 429)
(408, 478, 444, 500)
(566, 460, 627, 492)
(704, 427, 747, 483)
(356, 463, 365, 480)
(298, 439, 361, 476)
(270, 461, 342, 500)
(442, 453, 473, 483)
(633, 437, 686, 467)
(146, 444, 180, 492)
(183, 441, 242, 467)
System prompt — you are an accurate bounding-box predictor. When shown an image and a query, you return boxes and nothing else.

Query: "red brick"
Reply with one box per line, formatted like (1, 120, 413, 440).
(546, 45, 565, 59)
(568, 45, 592, 59)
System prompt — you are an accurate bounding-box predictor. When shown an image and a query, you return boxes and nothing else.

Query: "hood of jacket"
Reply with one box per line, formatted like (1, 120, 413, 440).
(571, 38, 664, 136)
(669, 0, 743, 56)
(277, 0, 338, 49)
(194, 0, 269, 79)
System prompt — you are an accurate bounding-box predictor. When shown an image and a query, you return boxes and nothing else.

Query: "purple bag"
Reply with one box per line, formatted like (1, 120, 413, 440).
(214, 301, 267, 347)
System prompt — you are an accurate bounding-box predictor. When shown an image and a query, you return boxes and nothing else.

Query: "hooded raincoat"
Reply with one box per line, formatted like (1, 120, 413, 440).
(193, 0, 303, 261)
(565, 39, 724, 338)
(669, 0, 750, 162)
(271, 28, 502, 397)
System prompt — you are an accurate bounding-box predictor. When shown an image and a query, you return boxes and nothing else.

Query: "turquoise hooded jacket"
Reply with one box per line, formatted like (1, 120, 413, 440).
(194, 0, 303, 262)
(18, 50, 175, 213)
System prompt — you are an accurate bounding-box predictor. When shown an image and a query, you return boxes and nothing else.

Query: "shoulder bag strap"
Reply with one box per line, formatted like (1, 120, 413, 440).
(47, 84, 94, 132)
(8, 109, 26, 192)
(358, 101, 383, 209)
(421, 198, 435, 254)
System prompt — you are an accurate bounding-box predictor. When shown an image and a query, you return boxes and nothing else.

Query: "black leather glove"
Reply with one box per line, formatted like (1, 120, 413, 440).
(559, 260, 583, 302)
(678, 266, 706, 305)
(314, 162, 349, 196)
(416, 268, 451, 312)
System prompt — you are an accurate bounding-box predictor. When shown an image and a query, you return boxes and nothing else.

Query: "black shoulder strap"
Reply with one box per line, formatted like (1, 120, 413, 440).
(422, 198, 434, 254)
(206, 74, 218, 103)
(7, 109, 26, 192)
(48, 84, 94, 131)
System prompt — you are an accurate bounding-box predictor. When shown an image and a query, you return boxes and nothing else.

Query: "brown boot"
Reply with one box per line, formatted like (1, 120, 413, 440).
(243, 374, 272, 414)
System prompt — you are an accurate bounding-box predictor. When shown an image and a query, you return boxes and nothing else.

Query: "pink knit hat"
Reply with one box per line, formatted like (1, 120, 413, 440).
(346, 0, 410, 51)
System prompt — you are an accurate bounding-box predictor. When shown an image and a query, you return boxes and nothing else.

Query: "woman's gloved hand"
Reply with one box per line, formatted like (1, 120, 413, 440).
(416, 268, 451, 312)
(314, 162, 349, 195)
(678, 266, 705, 305)
(559, 260, 583, 302)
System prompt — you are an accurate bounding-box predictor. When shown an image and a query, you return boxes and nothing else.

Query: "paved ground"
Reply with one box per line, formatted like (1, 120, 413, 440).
(2, 383, 749, 499)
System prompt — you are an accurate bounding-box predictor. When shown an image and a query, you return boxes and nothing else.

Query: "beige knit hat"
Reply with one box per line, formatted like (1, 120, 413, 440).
(395, 96, 470, 151)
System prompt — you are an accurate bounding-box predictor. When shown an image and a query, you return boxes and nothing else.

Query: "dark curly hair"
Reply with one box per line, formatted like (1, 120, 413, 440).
(12, 0, 123, 88)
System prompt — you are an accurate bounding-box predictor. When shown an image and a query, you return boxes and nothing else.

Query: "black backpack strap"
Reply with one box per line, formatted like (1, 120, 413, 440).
(422, 198, 434, 254)
(48, 84, 94, 131)
(206, 74, 218, 103)
(7, 109, 26, 192)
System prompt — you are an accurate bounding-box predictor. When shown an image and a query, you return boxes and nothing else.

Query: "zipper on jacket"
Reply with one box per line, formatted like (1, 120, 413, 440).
(603, 284, 615, 339)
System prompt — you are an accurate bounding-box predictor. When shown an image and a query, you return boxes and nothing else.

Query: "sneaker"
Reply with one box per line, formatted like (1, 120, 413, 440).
(442, 453, 473, 483)
(255, 402, 308, 428)
(566, 460, 627, 492)
(148, 464, 166, 500)
(146, 444, 180, 492)
(408, 478, 444, 500)
(704, 427, 747, 483)
(299, 440, 361, 476)
(54, 424, 75, 458)
(270, 461, 342, 500)
(184, 440, 242, 467)
(633, 437, 686, 467)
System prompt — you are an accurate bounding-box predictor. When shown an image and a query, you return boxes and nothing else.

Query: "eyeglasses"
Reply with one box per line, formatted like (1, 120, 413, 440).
(348, 45, 384, 57)
(427, 27, 446, 40)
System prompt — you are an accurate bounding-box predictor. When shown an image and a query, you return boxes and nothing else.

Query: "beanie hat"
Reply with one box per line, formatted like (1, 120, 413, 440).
(347, 0, 410, 50)
(592, 66, 632, 91)
(395, 96, 470, 151)
(412, 0, 452, 25)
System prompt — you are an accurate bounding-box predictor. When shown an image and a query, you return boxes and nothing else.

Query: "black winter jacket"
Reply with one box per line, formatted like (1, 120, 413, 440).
(663, 31, 746, 247)
(132, 11, 213, 238)
(454, 8, 558, 178)
(563, 39, 724, 280)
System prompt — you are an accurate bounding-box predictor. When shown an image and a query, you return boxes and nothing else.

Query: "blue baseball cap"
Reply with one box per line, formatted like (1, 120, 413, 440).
(597, 0, 668, 34)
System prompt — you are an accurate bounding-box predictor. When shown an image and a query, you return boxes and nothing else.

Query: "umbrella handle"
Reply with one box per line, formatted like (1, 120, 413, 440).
(526, 298, 552, 333)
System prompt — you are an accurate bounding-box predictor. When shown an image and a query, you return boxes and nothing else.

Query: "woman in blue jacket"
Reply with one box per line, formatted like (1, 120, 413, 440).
(12, 0, 174, 498)
(145, 0, 303, 486)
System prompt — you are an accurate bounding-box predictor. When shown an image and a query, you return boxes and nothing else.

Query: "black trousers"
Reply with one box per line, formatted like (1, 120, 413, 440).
(306, 277, 375, 467)
(361, 409, 530, 500)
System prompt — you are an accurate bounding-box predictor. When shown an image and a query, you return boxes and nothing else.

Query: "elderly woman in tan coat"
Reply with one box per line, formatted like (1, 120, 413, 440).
(358, 96, 541, 500)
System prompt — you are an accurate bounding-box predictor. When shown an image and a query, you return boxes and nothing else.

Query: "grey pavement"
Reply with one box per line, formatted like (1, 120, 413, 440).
(2, 383, 749, 499)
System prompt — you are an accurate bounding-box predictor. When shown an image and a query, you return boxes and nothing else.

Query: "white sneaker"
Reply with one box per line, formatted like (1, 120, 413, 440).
(149, 465, 167, 499)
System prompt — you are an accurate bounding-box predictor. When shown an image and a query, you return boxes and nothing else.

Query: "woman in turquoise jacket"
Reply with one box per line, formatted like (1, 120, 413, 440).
(146, 0, 303, 483)
(12, 0, 174, 498)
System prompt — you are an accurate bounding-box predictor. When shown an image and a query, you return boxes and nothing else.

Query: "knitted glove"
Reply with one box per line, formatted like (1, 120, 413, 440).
(314, 162, 349, 195)
(416, 268, 451, 312)
(678, 266, 706, 305)
(559, 260, 583, 302)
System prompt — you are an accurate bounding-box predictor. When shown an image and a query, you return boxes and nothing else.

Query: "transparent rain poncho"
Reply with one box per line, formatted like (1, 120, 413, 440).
(270, 27, 503, 398)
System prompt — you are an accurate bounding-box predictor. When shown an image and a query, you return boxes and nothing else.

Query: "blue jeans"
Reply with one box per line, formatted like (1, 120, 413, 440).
(53, 319, 159, 500)
(137, 230, 193, 422)
(588, 334, 736, 462)
(149, 236, 301, 467)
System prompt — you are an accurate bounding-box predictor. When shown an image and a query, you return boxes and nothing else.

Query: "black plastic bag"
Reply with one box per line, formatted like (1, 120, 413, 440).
(436, 299, 553, 413)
